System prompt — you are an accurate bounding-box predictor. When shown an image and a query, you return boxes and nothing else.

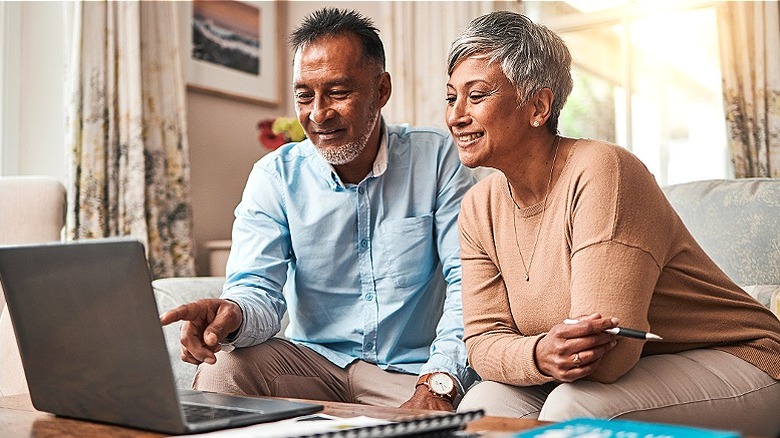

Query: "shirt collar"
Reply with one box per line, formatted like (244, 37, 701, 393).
(372, 121, 389, 177)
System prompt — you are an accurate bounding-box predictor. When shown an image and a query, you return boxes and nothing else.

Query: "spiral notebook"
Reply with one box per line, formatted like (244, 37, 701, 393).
(296, 410, 484, 438)
(190, 410, 485, 437)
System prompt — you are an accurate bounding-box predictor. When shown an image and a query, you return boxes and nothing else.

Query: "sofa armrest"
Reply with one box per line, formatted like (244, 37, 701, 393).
(770, 288, 779, 318)
(742, 285, 780, 321)
(152, 276, 225, 389)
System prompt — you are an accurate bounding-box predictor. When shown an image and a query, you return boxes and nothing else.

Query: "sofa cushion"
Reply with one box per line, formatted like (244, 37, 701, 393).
(662, 179, 780, 286)
(151, 276, 291, 389)
(152, 277, 225, 389)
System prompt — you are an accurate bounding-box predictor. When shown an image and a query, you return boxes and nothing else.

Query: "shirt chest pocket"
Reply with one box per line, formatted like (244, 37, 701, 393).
(375, 214, 436, 289)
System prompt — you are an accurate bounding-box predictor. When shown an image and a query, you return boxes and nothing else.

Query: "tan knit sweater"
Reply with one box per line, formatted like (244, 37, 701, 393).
(459, 139, 780, 386)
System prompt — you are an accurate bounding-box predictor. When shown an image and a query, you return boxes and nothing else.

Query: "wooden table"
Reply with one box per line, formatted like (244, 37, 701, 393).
(0, 393, 546, 437)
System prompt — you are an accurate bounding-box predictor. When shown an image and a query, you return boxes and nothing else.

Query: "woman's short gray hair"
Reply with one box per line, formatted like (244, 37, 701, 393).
(448, 11, 573, 133)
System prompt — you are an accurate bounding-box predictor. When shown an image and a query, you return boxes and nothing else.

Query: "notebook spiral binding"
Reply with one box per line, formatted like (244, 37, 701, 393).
(296, 409, 485, 438)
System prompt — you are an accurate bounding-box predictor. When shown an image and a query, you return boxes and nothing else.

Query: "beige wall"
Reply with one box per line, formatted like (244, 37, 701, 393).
(188, 2, 384, 275)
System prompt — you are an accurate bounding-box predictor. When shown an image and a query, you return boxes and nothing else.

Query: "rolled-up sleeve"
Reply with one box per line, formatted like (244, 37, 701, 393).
(221, 163, 290, 348)
(419, 139, 478, 391)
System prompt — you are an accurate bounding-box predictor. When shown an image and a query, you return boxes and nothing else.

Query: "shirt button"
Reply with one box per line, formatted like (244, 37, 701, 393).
(360, 239, 368, 248)
(365, 342, 373, 350)
(358, 187, 365, 194)
(365, 293, 374, 301)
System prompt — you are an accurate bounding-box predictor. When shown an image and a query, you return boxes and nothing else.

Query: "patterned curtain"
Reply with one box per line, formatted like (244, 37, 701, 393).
(381, 1, 503, 129)
(716, 2, 780, 178)
(65, 1, 195, 278)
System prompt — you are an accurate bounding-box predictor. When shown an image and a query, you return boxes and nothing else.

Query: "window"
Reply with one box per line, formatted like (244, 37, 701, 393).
(527, 1, 729, 186)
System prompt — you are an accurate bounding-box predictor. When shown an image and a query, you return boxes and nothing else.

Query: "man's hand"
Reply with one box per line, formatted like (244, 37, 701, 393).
(159, 298, 242, 366)
(399, 385, 454, 412)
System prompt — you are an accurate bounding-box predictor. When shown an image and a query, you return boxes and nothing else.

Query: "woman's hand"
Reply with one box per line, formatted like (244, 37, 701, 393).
(534, 313, 619, 382)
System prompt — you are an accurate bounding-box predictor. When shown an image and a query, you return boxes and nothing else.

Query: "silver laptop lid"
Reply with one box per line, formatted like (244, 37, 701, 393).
(0, 238, 187, 433)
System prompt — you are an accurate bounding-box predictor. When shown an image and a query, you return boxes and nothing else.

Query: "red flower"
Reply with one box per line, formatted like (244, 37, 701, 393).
(257, 119, 288, 151)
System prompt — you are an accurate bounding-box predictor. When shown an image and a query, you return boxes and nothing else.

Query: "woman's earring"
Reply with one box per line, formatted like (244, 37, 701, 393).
(532, 120, 540, 127)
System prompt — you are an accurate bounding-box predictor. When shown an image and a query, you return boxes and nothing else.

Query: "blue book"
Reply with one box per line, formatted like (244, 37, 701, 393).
(515, 418, 741, 438)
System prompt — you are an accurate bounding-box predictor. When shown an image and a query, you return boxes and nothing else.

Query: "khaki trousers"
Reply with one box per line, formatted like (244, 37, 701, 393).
(457, 349, 780, 437)
(193, 338, 419, 407)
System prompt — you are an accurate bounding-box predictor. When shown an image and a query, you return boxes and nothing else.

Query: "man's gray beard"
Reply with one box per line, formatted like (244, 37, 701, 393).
(317, 105, 378, 166)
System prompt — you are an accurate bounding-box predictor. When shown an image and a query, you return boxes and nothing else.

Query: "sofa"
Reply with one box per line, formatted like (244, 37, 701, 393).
(0, 176, 67, 396)
(662, 178, 780, 313)
(1, 177, 779, 395)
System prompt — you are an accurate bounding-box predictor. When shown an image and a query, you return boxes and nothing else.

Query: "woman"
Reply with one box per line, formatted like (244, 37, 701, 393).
(447, 11, 780, 435)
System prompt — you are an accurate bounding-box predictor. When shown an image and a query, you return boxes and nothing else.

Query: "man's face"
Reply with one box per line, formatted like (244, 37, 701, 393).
(293, 34, 390, 165)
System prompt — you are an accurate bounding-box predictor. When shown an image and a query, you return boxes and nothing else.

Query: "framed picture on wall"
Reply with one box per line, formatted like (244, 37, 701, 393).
(179, 0, 281, 106)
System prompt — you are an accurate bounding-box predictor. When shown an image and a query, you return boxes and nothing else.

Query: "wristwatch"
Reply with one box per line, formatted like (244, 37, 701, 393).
(416, 372, 457, 402)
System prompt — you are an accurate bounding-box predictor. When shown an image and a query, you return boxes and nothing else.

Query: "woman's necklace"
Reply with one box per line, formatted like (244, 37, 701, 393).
(508, 135, 561, 282)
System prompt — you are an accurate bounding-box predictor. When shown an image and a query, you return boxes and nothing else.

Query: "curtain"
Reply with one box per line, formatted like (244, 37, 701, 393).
(65, 1, 195, 278)
(381, 1, 503, 129)
(717, 1, 780, 178)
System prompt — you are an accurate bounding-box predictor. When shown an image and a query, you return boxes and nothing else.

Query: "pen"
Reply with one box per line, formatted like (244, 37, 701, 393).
(564, 319, 663, 341)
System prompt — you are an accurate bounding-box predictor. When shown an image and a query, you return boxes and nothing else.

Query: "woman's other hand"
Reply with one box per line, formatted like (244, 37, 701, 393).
(534, 313, 619, 382)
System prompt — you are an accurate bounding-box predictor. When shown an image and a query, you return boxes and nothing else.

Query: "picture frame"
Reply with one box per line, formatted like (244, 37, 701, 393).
(179, 0, 281, 106)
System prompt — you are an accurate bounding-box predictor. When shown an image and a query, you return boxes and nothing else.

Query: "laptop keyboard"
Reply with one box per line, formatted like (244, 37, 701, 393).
(182, 402, 260, 423)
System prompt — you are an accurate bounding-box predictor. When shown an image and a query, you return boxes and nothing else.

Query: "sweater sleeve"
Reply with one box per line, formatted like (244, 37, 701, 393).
(570, 242, 661, 382)
(459, 187, 555, 386)
(567, 146, 669, 383)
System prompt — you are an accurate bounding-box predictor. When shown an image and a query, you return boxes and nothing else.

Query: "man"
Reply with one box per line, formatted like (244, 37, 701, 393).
(161, 8, 475, 411)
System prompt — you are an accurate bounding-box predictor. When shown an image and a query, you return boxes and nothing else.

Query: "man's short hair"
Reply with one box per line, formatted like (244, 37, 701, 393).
(290, 8, 385, 71)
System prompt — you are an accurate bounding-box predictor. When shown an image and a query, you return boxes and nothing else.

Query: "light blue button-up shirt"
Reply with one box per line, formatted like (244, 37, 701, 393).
(223, 122, 476, 389)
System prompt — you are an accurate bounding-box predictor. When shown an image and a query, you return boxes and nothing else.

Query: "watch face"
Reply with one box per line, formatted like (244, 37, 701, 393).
(429, 373, 454, 395)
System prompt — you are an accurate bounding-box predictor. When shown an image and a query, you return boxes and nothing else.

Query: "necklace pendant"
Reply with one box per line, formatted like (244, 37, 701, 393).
(524, 274, 529, 282)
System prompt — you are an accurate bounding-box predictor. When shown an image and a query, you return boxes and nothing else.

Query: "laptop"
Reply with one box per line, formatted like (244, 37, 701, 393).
(0, 238, 322, 434)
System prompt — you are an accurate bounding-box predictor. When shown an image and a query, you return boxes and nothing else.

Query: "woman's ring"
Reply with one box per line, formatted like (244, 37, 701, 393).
(573, 353, 582, 366)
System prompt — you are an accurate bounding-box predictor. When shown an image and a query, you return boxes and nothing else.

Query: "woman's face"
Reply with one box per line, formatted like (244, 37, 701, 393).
(446, 56, 528, 169)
